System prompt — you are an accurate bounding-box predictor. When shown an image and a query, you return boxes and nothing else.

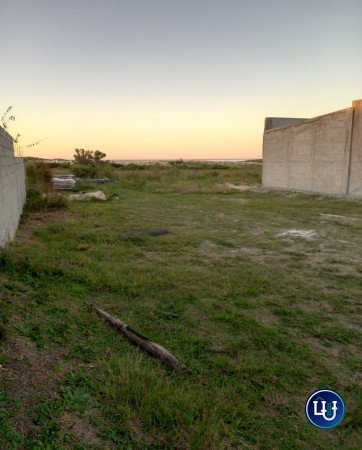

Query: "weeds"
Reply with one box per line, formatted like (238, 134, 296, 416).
(72, 163, 119, 180)
(24, 162, 68, 213)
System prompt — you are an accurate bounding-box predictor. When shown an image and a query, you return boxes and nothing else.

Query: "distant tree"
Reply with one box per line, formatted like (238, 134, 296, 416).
(73, 148, 106, 165)
(73, 148, 93, 165)
(93, 150, 107, 163)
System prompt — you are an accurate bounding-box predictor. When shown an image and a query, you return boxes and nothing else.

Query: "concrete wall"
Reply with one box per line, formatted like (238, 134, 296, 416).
(262, 100, 362, 198)
(0, 126, 26, 247)
(348, 100, 362, 197)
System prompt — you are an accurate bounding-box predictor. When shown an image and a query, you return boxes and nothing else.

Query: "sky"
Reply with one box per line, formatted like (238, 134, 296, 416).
(1, 0, 361, 160)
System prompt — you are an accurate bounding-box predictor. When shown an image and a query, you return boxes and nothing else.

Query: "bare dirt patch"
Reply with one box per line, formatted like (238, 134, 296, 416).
(294, 300, 335, 315)
(125, 418, 156, 447)
(253, 307, 280, 328)
(320, 213, 359, 222)
(226, 198, 249, 204)
(304, 242, 362, 276)
(198, 240, 275, 263)
(59, 411, 102, 447)
(228, 246, 276, 262)
(334, 314, 362, 334)
(304, 336, 340, 357)
(15, 209, 77, 247)
(197, 240, 229, 259)
(303, 337, 362, 381)
(0, 337, 68, 434)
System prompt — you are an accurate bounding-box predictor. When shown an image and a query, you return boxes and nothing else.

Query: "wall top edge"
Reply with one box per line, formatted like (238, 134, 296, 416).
(265, 117, 307, 120)
(264, 117, 308, 131)
(0, 126, 14, 142)
(264, 106, 353, 134)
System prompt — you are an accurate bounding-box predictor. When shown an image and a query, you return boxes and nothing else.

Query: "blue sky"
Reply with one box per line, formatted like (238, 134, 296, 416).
(1, 0, 361, 159)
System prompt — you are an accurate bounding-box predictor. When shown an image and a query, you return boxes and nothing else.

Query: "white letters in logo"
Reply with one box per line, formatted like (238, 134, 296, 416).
(313, 398, 338, 421)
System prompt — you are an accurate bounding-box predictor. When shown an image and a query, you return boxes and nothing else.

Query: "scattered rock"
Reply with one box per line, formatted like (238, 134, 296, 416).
(277, 229, 317, 240)
(68, 191, 107, 201)
(226, 183, 255, 191)
(217, 183, 255, 191)
(78, 178, 113, 184)
(52, 177, 76, 190)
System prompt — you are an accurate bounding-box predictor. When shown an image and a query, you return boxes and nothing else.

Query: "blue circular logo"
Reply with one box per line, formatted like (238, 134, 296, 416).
(305, 389, 346, 429)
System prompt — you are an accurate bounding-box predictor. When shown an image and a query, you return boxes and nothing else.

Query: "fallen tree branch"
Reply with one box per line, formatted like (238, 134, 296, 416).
(93, 305, 187, 372)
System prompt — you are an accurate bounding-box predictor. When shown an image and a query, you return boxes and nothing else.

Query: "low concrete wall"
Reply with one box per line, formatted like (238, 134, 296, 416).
(262, 100, 362, 198)
(0, 126, 26, 247)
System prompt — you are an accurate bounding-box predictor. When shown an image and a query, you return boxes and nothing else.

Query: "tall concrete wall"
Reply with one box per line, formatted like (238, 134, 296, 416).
(262, 100, 362, 198)
(348, 100, 362, 197)
(0, 126, 26, 247)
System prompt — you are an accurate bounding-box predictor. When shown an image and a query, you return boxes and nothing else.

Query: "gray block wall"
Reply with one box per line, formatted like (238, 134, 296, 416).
(262, 100, 362, 198)
(0, 126, 26, 247)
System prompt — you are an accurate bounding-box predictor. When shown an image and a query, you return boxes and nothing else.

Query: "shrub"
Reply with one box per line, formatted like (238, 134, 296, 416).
(72, 165, 97, 178)
(72, 163, 118, 180)
(47, 162, 71, 169)
(26, 162, 52, 191)
(24, 190, 68, 213)
(24, 162, 68, 213)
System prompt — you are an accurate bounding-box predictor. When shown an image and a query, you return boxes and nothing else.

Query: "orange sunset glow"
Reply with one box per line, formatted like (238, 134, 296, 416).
(2, 1, 361, 161)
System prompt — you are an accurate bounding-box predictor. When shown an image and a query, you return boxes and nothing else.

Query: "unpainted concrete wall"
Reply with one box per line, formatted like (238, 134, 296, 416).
(0, 126, 26, 247)
(348, 100, 362, 197)
(262, 100, 362, 198)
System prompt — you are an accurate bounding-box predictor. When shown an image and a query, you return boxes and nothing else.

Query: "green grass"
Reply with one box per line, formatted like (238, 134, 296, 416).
(0, 163, 361, 449)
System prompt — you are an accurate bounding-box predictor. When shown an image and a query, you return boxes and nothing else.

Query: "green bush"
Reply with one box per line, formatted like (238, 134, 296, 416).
(72, 163, 118, 180)
(24, 189, 68, 213)
(26, 162, 52, 190)
(72, 165, 98, 178)
(24, 162, 68, 213)
(47, 162, 71, 169)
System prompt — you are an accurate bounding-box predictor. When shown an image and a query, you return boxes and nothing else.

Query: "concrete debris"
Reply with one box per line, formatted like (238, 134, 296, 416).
(52, 177, 76, 190)
(68, 191, 107, 201)
(52, 174, 76, 179)
(277, 229, 317, 239)
(79, 178, 114, 184)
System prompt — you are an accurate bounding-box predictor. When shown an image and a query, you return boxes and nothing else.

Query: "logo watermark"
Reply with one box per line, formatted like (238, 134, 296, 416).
(305, 389, 346, 429)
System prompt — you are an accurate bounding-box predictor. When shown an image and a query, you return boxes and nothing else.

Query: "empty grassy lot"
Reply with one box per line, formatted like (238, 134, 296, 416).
(0, 163, 361, 449)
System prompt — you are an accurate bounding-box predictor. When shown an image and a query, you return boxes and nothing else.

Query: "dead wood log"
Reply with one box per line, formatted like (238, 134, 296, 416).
(93, 305, 187, 372)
